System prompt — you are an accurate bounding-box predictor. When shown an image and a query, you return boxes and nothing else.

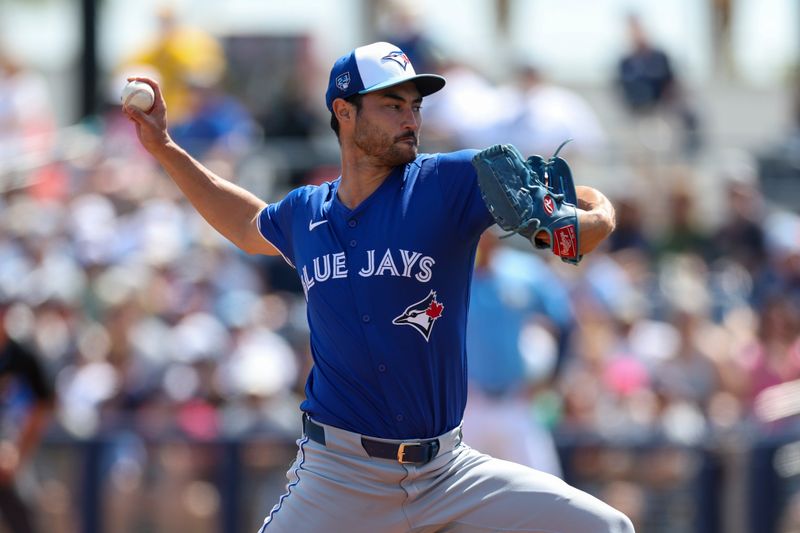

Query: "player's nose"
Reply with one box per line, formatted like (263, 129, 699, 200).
(400, 107, 420, 131)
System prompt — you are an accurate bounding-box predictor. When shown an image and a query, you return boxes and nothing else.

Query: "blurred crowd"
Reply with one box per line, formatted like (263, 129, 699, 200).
(0, 4, 799, 531)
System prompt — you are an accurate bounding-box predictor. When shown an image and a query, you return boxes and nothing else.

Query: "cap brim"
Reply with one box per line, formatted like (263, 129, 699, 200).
(359, 74, 446, 98)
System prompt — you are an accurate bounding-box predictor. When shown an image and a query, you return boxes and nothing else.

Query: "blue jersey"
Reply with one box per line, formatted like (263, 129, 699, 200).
(258, 150, 493, 439)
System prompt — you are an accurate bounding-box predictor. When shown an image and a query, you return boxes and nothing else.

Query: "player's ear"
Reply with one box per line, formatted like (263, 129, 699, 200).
(333, 98, 352, 122)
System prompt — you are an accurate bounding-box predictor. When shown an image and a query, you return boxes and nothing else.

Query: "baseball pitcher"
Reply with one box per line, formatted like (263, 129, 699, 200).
(124, 41, 632, 533)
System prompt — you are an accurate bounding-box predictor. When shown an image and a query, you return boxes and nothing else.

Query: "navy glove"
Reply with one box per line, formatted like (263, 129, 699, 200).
(471, 141, 582, 265)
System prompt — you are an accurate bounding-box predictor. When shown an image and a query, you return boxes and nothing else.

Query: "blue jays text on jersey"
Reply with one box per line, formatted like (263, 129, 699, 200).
(299, 247, 436, 296)
(258, 150, 494, 440)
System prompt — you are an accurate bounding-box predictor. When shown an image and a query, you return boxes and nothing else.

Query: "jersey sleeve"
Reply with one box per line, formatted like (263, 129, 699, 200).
(257, 188, 302, 268)
(435, 150, 495, 241)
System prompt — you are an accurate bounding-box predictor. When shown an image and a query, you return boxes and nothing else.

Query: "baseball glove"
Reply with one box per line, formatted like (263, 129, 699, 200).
(471, 140, 582, 264)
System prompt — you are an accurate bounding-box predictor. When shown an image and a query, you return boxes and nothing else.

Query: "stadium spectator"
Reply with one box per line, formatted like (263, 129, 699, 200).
(616, 13, 702, 157)
(0, 295, 55, 533)
(118, 5, 226, 124)
(463, 231, 572, 476)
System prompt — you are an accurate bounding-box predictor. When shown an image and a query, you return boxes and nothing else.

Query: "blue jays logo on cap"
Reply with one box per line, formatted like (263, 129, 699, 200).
(381, 51, 410, 71)
(392, 290, 444, 341)
(325, 42, 446, 112)
(336, 72, 351, 91)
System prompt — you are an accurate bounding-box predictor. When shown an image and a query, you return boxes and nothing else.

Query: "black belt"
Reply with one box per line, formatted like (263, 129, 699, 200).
(302, 414, 441, 465)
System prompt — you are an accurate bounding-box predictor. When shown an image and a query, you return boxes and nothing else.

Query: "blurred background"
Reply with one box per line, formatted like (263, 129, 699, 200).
(0, 0, 799, 531)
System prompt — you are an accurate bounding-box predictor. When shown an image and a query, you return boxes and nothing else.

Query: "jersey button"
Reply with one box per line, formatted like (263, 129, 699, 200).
(395, 414, 404, 422)
(348, 219, 357, 228)
(362, 314, 370, 323)
(377, 364, 386, 372)
(349, 239, 357, 248)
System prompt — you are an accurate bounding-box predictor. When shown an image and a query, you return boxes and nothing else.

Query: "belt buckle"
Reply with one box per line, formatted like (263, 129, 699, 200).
(397, 442, 422, 464)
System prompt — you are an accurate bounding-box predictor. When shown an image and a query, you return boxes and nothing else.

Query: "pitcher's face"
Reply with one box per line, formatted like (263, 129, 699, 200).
(353, 82, 423, 166)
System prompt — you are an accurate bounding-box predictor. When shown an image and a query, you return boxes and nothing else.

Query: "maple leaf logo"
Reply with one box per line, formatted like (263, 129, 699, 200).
(426, 300, 444, 318)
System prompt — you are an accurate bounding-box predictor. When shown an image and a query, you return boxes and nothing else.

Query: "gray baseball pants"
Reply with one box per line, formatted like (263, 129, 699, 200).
(259, 417, 634, 533)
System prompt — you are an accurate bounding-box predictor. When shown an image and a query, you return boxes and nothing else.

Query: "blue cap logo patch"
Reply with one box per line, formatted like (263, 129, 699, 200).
(335, 72, 351, 91)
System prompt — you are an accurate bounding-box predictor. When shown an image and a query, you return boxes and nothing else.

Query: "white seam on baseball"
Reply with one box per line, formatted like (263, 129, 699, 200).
(125, 89, 152, 108)
(124, 91, 142, 107)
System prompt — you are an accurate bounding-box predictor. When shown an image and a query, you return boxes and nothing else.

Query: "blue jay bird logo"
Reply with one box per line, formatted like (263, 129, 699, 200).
(392, 290, 444, 341)
(381, 51, 410, 71)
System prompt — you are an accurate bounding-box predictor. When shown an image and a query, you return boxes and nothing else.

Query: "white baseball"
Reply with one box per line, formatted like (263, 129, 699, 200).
(121, 80, 155, 112)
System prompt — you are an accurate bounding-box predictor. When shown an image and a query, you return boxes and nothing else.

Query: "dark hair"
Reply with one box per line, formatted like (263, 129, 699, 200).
(330, 93, 364, 139)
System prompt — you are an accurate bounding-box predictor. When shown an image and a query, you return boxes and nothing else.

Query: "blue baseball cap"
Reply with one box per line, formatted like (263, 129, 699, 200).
(325, 42, 446, 111)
